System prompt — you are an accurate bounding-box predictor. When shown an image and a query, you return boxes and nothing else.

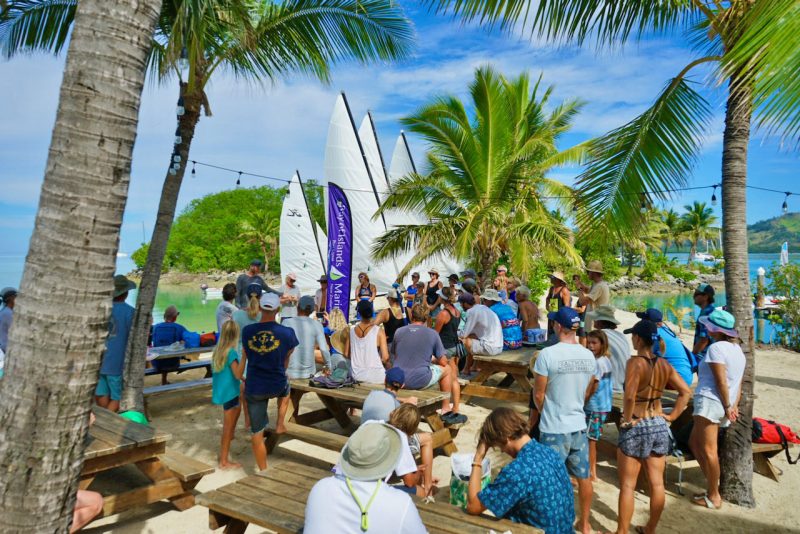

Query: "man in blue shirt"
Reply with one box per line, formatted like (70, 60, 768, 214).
(95, 275, 136, 413)
(151, 305, 188, 385)
(483, 289, 522, 350)
(241, 292, 298, 470)
(692, 283, 716, 362)
(637, 308, 694, 386)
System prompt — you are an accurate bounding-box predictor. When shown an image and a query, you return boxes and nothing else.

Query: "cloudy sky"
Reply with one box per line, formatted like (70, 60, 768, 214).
(1, 4, 796, 257)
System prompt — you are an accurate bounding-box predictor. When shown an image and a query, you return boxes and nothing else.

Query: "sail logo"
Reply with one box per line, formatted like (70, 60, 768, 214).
(329, 266, 346, 281)
(287, 208, 302, 217)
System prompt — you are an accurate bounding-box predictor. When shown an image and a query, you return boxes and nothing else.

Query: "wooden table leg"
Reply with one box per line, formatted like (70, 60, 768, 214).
(460, 367, 494, 404)
(425, 412, 458, 456)
(136, 457, 196, 511)
(78, 476, 95, 490)
(753, 453, 781, 481)
(318, 395, 352, 429)
(224, 518, 249, 534)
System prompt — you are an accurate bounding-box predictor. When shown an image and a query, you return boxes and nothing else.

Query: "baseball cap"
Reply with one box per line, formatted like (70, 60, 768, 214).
(246, 283, 264, 298)
(496, 265, 507, 273)
(460, 269, 477, 279)
(623, 319, 659, 338)
(250, 259, 263, 267)
(286, 272, 298, 281)
(259, 293, 280, 310)
(387, 288, 402, 300)
(457, 292, 475, 305)
(411, 272, 420, 278)
(636, 308, 663, 322)
(547, 307, 580, 330)
(695, 283, 715, 297)
(448, 273, 459, 281)
(385, 367, 405, 386)
(1, 287, 18, 303)
(318, 275, 328, 283)
(298, 295, 315, 312)
(461, 278, 477, 291)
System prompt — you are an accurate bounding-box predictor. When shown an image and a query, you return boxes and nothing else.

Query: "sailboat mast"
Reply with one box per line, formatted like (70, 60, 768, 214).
(367, 110, 391, 189)
(296, 170, 326, 272)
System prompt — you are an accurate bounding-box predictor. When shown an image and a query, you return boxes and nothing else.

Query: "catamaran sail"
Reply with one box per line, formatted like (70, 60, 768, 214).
(279, 172, 326, 294)
(781, 241, 789, 266)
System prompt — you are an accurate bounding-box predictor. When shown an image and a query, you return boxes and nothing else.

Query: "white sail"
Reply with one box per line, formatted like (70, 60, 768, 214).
(279, 173, 326, 295)
(358, 113, 390, 198)
(315, 222, 328, 275)
(324, 94, 398, 294)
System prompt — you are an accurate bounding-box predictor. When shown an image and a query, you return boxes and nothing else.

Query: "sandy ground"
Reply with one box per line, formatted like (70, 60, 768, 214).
(85, 309, 800, 534)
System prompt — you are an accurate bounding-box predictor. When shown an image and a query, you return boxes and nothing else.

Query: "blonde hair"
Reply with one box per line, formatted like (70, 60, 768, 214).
(389, 403, 421, 435)
(479, 407, 529, 448)
(410, 303, 429, 323)
(328, 308, 348, 331)
(246, 292, 260, 320)
(212, 320, 240, 373)
(586, 330, 610, 358)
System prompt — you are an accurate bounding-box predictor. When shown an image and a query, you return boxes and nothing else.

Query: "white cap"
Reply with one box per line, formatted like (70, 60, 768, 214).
(260, 293, 280, 310)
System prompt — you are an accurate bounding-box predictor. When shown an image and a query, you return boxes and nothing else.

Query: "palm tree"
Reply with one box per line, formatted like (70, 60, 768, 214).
(239, 212, 279, 269)
(660, 208, 683, 253)
(681, 201, 718, 263)
(0, 0, 159, 528)
(372, 66, 585, 278)
(2, 0, 415, 412)
(426, 0, 800, 506)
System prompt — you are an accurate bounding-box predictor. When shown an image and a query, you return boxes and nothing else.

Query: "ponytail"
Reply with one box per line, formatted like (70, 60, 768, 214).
(247, 293, 260, 320)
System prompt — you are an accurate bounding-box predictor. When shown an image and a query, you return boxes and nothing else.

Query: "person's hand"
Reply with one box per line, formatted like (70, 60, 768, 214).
(406, 396, 418, 405)
(89, 412, 96, 427)
(322, 366, 331, 376)
(474, 440, 487, 463)
(726, 406, 739, 423)
(323, 312, 330, 321)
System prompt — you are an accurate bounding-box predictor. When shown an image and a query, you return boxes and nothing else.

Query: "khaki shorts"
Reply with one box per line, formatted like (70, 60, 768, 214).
(472, 338, 502, 356)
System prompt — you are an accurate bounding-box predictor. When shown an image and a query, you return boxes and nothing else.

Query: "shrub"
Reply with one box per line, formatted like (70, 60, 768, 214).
(767, 263, 800, 351)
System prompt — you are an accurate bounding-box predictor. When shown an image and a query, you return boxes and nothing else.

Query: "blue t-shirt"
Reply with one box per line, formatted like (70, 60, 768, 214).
(241, 321, 299, 396)
(659, 325, 693, 386)
(361, 389, 400, 423)
(152, 321, 188, 347)
(101, 301, 135, 375)
(491, 303, 522, 350)
(479, 440, 574, 533)
(405, 285, 417, 309)
(212, 348, 241, 405)
(585, 356, 613, 413)
(693, 304, 716, 360)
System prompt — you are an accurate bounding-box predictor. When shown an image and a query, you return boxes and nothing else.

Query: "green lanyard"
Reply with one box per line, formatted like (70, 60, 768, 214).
(345, 477, 382, 532)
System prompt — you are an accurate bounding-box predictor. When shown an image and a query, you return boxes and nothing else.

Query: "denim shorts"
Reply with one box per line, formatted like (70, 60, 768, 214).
(95, 374, 123, 401)
(540, 430, 590, 479)
(222, 396, 240, 411)
(694, 395, 730, 428)
(245, 383, 290, 435)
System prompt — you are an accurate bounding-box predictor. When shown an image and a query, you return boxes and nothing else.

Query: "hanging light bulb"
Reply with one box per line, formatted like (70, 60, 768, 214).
(177, 46, 189, 79)
(711, 185, 718, 206)
(173, 153, 181, 164)
(640, 194, 647, 214)
(236, 171, 242, 187)
(783, 192, 790, 214)
(191, 161, 196, 177)
(174, 127, 182, 145)
(169, 167, 177, 176)
(176, 96, 185, 116)
(172, 161, 180, 171)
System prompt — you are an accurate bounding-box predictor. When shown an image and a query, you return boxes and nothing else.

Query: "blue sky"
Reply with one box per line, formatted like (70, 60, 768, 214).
(0, 5, 796, 257)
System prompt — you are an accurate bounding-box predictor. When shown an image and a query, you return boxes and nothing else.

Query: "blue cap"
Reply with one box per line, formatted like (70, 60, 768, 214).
(636, 308, 663, 322)
(547, 307, 580, 330)
(246, 283, 263, 298)
(386, 367, 405, 386)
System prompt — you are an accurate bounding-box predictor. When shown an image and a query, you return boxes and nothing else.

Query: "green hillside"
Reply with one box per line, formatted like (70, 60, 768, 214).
(748, 212, 800, 253)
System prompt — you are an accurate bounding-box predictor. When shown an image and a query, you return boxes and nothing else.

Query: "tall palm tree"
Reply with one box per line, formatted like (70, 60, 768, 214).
(427, 0, 800, 506)
(0, 0, 159, 528)
(373, 66, 585, 277)
(239, 212, 279, 269)
(2, 0, 415, 412)
(660, 207, 683, 253)
(681, 201, 718, 263)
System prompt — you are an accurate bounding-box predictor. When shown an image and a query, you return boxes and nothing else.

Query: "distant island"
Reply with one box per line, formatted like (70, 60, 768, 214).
(748, 212, 799, 253)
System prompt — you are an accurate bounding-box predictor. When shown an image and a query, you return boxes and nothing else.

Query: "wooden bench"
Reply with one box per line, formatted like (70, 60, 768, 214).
(197, 461, 542, 534)
(460, 347, 539, 404)
(145, 359, 211, 377)
(144, 378, 212, 396)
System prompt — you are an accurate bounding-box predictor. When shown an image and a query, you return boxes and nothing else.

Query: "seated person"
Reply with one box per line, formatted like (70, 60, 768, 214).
(151, 305, 188, 385)
(305, 423, 426, 534)
(467, 408, 575, 533)
(457, 292, 503, 376)
(361, 367, 417, 423)
(388, 404, 437, 497)
(484, 289, 522, 350)
(72, 411, 104, 532)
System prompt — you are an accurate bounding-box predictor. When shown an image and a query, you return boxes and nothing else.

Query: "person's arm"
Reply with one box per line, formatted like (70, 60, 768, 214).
(663, 366, 691, 422)
(230, 352, 246, 380)
(709, 362, 737, 422)
(561, 288, 571, 307)
(621, 358, 641, 426)
(405, 289, 414, 303)
(533, 373, 548, 414)
(284, 348, 294, 370)
(377, 329, 390, 366)
(585, 377, 599, 404)
(519, 303, 529, 331)
(530, 303, 540, 328)
(343, 330, 351, 359)
(460, 310, 477, 339)
(433, 309, 450, 333)
(315, 323, 332, 369)
(369, 284, 377, 302)
(466, 441, 488, 515)
(693, 336, 710, 358)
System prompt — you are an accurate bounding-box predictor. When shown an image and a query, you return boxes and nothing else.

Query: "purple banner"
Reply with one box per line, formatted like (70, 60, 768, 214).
(326, 183, 353, 318)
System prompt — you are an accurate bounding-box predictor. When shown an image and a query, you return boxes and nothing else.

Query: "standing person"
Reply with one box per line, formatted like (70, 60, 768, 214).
(637, 308, 694, 386)
(458, 292, 503, 376)
(373, 288, 407, 344)
(0, 286, 17, 353)
(492, 265, 509, 291)
(612, 320, 690, 534)
(516, 286, 540, 332)
(424, 268, 443, 318)
(404, 272, 420, 320)
(95, 275, 136, 413)
(235, 259, 276, 309)
(689, 310, 745, 510)
(460, 268, 482, 296)
(392, 303, 466, 424)
(278, 272, 301, 321)
(283, 295, 331, 379)
(211, 320, 246, 469)
(434, 287, 461, 378)
(314, 275, 328, 312)
(585, 305, 630, 393)
(304, 423, 426, 534)
(531, 307, 596, 534)
(356, 272, 377, 303)
(692, 283, 717, 361)
(241, 293, 299, 471)
(575, 260, 610, 333)
(232, 283, 265, 430)
(447, 273, 459, 291)
(150, 305, 188, 386)
(467, 407, 575, 533)
(545, 272, 570, 340)
(584, 330, 613, 481)
(482, 289, 522, 351)
(506, 277, 520, 302)
(344, 300, 389, 384)
(476, 271, 486, 290)
(216, 283, 237, 332)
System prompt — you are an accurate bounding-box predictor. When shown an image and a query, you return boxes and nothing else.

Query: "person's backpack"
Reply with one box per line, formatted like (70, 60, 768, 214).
(310, 362, 356, 389)
(753, 417, 800, 465)
(199, 332, 216, 347)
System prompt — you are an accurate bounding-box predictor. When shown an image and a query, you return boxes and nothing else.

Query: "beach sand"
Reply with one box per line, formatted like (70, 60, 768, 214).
(85, 309, 800, 533)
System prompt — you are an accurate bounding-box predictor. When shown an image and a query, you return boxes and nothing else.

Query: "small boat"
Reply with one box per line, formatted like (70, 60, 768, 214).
(200, 284, 223, 300)
(694, 252, 716, 262)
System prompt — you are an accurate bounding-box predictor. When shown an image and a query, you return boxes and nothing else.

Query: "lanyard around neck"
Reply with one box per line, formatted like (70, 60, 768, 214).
(345, 477, 381, 532)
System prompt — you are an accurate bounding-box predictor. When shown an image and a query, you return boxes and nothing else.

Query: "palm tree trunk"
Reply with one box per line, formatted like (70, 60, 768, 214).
(0, 0, 160, 529)
(121, 84, 203, 412)
(719, 74, 755, 508)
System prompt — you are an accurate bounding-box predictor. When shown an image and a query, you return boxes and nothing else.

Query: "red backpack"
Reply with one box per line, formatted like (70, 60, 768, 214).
(753, 417, 800, 465)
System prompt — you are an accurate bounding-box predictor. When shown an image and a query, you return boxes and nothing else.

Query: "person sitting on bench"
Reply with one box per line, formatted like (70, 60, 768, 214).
(151, 305, 188, 385)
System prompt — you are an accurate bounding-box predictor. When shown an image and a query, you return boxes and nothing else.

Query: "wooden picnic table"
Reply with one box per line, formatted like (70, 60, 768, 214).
(266, 379, 459, 457)
(197, 461, 542, 534)
(147, 344, 215, 362)
(460, 347, 540, 404)
(81, 407, 214, 519)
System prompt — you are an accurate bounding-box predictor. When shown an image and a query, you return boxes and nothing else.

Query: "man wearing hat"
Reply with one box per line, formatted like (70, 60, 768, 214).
(575, 260, 610, 333)
(278, 272, 301, 320)
(458, 292, 503, 376)
(314, 275, 327, 312)
(532, 307, 596, 534)
(151, 305, 189, 385)
(637, 308, 693, 386)
(235, 259, 282, 309)
(585, 305, 630, 392)
(283, 295, 331, 380)
(95, 275, 137, 413)
(483, 289, 522, 351)
(0, 286, 18, 353)
(240, 292, 299, 470)
(692, 283, 716, 360)
(304, 423, 426, 533)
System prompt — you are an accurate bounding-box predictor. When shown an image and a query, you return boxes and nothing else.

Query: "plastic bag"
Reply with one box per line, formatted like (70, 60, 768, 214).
(449, 453, 491, 509)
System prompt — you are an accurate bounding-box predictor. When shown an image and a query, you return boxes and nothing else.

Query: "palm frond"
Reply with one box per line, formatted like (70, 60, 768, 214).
(0, 0, 76, 58)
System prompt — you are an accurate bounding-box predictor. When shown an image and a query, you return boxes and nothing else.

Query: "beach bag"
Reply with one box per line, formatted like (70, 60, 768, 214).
(449, 454, 491, 509)
(309, 362, 356, 389)
(182, 331, 201, 348)
(525, 328, 547, 344)
(199, 332, 216, 347)
(753, 418, 800, 465)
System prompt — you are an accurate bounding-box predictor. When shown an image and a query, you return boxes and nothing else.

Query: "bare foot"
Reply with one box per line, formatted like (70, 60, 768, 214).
(591, 473, 599, 482)
(219, 460, 242, 470)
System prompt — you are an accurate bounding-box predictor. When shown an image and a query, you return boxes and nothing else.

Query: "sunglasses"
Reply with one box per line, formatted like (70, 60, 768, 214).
(358, 275, 365, 279)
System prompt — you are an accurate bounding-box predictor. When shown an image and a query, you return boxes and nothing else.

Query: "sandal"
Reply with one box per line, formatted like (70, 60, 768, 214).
(691, 493, 722, 510)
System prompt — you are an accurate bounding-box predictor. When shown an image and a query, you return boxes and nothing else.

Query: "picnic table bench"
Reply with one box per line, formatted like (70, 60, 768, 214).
(197, 461, 542, 534)
(143, 345, 215, 397)
(82, 407, 214, 519)
(460, 346, 540, 404)
(266, 380, 459, 457)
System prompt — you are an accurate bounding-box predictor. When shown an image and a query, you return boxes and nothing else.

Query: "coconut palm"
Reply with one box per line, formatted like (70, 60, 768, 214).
(239, 211, 279, 269)
(2, 0, 415, 412)
(681, 201, 718, 263)
(0, 0, 159, 528)
(660, 208, 683, 253)
(426, 0, 800, 506)
(372, 66, 585, 278)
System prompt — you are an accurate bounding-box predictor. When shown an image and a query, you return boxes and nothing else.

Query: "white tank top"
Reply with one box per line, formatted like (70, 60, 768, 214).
(349, 324, 386, 384)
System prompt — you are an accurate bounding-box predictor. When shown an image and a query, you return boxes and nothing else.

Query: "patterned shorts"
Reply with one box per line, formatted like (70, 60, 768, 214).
(618, 416, 671, 459)
(584, 411, 609, 441)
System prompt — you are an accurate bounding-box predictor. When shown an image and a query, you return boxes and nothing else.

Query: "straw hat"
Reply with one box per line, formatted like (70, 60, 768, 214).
(330, 327, 349, 355)
(586, 260, 604, 274)
(339, 423, 403, 481)
(550, 271, 567, 284)
(482, 288, 502, 302)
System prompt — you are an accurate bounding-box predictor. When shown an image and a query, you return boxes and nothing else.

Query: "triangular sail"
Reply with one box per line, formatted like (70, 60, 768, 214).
(280, 173, 326, 295)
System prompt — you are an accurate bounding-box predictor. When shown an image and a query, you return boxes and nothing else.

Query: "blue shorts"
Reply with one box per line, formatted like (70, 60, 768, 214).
(540, 430, 590, 479)
(95, 374, 123, 401)
(245, 383, 290, 435)
(393, 484, 416, 495)
(223, 396, 240, 410)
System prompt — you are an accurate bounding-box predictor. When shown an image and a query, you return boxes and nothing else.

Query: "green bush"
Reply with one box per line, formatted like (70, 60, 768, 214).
(131, 242, 149, 269)
(640, 253, 668, 282)
(767, 263, 800, 350)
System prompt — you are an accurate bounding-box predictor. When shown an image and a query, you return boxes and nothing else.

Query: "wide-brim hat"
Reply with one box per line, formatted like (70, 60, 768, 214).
(339, 423, 402, 481)
(699, 309, 738, 337)
(482, 288, 502, 302)
(330, 327, 349, 354)
(550, 271, 566, 284)
(318, 275, 328, 283)
(585, 305, 620, 325)
(113, 275, 136, 298)
(586, 260, 604, 274)
(428, 267, 439, 275)
(387, 288, 402, 300)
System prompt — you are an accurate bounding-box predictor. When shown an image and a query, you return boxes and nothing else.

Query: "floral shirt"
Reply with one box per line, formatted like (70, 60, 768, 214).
(491, 302, 523, 350)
